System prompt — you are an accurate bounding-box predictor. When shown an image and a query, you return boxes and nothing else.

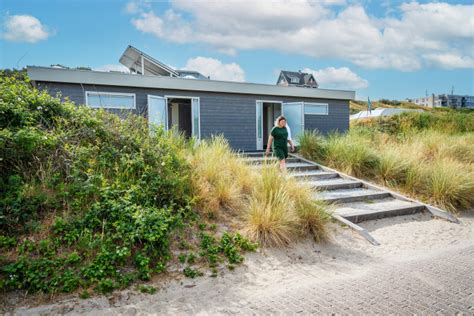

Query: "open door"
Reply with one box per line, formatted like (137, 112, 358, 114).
(148, 95, 167, 131)
(282, 102, 304, 145)
(256, 101, 263, 150)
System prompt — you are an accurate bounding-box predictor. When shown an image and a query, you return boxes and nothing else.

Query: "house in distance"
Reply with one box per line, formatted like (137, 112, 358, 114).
(277, 70, 318, 88)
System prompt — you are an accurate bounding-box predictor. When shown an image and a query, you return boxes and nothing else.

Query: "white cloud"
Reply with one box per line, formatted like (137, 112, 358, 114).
(318, 0, 346, 5)
(94, 64, 130, 73)
(183, 57, 245, 82)
(2, 15, 51, 43)
(129, 0, 474, 71)
(423, 53, 474, 69)
(131, 10, 193, 43)
(303, 67, 369, 89)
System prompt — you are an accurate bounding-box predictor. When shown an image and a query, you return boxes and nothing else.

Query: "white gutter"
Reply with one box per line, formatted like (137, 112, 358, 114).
(27, 66, 355, 100)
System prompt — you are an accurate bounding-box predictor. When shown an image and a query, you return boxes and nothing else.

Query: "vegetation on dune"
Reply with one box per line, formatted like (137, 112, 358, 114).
(352, 109, 474, 134)
(0, 74, 329, 298)
(299, 111, 474, 213)
(188, 136, 255, 218)
(0, 75, 259, 296)
(0, 74, 195, 294)
(349, 100, 427, 114)
(244, 164, 329, 247)
(188, 137, 329, 247)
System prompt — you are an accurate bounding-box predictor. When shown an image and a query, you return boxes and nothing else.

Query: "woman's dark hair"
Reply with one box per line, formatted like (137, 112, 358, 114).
(276, 115, 286, 123)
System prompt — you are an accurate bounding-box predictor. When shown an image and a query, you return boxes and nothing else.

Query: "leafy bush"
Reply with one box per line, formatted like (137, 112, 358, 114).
(0, 75, 193, 294)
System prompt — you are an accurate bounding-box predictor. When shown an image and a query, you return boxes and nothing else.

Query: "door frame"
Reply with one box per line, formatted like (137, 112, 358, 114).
(147, 94, 167, 129)
(163, 95, 201, 139)
(256, 100, 283, 150)
(282, 101, 305, 146)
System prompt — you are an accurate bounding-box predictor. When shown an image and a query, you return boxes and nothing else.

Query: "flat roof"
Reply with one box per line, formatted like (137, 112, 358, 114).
(27, 66, 355, 100)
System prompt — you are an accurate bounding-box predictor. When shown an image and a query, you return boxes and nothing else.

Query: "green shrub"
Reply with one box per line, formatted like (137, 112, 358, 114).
(0, 75, 194, 294)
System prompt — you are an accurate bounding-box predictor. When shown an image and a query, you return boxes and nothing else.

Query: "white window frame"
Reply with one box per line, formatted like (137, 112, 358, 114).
(164, 95, 201, 139)
(290, 76, 299, 84)
(85, 91, 136, 109)
(304, 102, 328, 115)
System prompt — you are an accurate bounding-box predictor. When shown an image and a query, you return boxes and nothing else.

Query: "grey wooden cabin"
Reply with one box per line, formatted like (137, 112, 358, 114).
(26, 47, 354, 151)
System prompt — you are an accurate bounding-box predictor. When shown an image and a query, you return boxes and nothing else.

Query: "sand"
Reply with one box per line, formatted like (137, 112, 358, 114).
(5, 212, 474, 315)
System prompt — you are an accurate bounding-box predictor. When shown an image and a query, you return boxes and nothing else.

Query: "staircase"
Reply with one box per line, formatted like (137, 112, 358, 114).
(242, 152, 459, 245)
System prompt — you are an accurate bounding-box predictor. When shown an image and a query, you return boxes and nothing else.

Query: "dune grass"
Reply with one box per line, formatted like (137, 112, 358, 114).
(245, 183, 297, 247)
(244, 164, 329, 246)
(188, 136, 329, 246)
(298, 112, 474, 213)
(422, 158, 474, 211)
(188, 136, 253, 217)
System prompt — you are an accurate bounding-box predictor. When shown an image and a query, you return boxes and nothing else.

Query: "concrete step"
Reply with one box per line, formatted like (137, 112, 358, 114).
(242, 157, 300, 164)
(315, 188, 391, 203)
(285, 162, 320, 172)
(251, 162, 320, 172)
(307, 178, 363, 191)
(290, 170, 339, 180)
(240, 151, 266, 157)
(333, 198, 425, 223)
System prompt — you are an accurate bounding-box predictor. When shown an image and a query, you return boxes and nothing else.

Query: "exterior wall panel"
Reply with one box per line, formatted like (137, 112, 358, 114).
(36, 82, 349, 151)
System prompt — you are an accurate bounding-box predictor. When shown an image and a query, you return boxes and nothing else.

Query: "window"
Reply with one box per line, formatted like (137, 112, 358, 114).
(290, 76, 299, 84)
(304, 102, 328, 115)
(85, 91, 136, 109)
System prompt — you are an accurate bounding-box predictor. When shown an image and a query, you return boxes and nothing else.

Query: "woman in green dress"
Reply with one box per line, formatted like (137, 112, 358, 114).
(265, 116, 295, 171)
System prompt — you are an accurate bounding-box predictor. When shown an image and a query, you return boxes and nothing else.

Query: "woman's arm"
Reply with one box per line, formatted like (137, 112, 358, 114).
(288, 139, 295, 152)
(265, 135, 273, 156)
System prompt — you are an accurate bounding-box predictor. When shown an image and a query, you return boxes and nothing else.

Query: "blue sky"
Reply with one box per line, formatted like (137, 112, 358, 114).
(1, 0, 473, 100)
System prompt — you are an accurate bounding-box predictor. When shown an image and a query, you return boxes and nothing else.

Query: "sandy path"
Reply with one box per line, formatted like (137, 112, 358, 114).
(8, 212, 474, 315)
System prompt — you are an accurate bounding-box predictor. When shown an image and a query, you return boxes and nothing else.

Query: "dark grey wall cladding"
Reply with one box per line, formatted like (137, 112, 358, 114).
(304, 99, 349, 134)
(36, 82, 349, 151)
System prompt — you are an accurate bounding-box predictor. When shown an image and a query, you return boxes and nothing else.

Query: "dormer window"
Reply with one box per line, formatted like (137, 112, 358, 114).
(290, 76, 299, 84)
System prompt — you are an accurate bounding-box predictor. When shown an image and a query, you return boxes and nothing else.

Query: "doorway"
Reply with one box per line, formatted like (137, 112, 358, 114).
(256, 101, 282, 150)
(263, 102, 282, 149)
(147, 95, 200, 139)
(167, 98, 192, 138)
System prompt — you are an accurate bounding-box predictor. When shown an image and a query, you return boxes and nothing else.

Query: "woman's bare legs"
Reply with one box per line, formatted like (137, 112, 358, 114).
(279, 158, 286, 172)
